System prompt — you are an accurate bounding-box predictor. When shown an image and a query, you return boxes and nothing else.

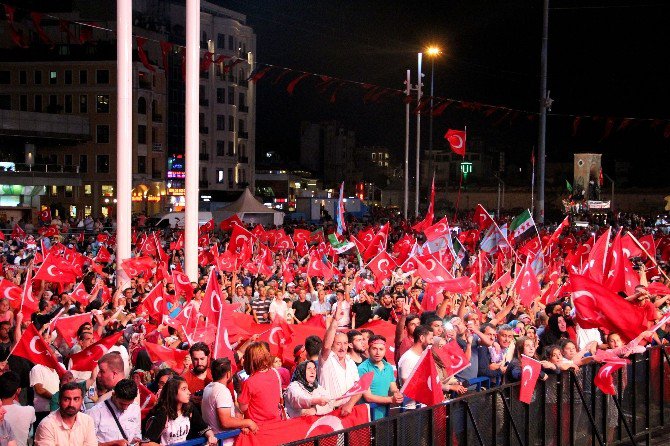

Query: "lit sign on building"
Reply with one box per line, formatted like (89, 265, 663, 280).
(460, 162, 473, 180)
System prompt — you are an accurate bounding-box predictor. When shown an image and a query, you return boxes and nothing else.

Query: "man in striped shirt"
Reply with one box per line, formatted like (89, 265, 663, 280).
(250, 289, 272, 324)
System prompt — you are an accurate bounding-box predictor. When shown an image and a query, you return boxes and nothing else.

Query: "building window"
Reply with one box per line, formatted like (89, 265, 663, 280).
(101, 185, 114, 196)
(84, 205, 92, 216)
(96, 69, 110, 84)
(64, 70, 72, 84)
(48, 95, 58, 112)
(34, 71, 42, 84)
(97, 155, 110, 173)
(217, 33, 226, 49)
(138, 97, 146, 114)
(0, 95, 10, 110)
(64, 154, 73, 166)
(228, 115, 234, 131)
(228, 141, 234, 155)
(65, 185, 73, 197)
(79, 70, 87, 84)
(238, 119, 245, 133)
(138, 156, 146, 174)
(96, 95, 110, 113)
(50, 185, 58, 196)
(216, 140, 225, 156)
(371, 153, 376, 160)
(80, 95, 88, 113)
(138, 125, 147, 144)
(69, 205, 77, 218)
(0, 71, 9, 84)
(64, 95, 73, 113)
(80, 155, 88, 173)
(34, 95, 42, 112)
(228, 35, 234, 50)
(217, 169, 224, 183)
(19, 71, 26, 84)
(49, 71, 57, 84)
(228, 168, 234, 187)
(216, 88, 224, 103)
(84, 184, 92, 195)
(96, 125, 110, 144)
(228, 87, 234, 105)
(19, 95, 27, 111)
(216, 115, 225, 131)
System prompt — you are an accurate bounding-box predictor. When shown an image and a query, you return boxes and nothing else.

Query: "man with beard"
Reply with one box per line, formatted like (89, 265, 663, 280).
(34, 382, 97, 446)
(346, 330, 367, 366)
(183, 342, 212, 403)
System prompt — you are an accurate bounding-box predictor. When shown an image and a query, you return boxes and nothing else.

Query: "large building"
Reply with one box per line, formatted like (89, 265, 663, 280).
(0, 0, 255, 219)
(300, 120, 356, 188)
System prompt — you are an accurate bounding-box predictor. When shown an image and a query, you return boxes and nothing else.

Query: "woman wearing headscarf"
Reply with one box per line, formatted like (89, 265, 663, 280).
(284, 361, 333, 418)
(538, 314, 569, 355)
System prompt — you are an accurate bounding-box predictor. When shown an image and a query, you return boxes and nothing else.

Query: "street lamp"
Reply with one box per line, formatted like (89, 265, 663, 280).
(425, 45, 441, 182)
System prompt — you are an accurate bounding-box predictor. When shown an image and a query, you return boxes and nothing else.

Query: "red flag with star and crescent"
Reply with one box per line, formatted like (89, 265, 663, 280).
(444, 129, 466, 156)
(594, 359, 628, 395)
(69, 331, 124, 372)
(519, 354, 542, 404)
(400, 347, 443, 406)
(12, 324, 66, 374)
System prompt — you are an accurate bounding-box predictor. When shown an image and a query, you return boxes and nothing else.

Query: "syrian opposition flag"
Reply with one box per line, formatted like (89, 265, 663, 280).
(594, 359, 628, 395)
(400, 347, 443, 406)
(336, 182, 347, 235)
(12, 324, 66, 375)
(519, 355, 542, 404)
(328, 233, 355, 254)
(69, 331, 124, 371)
(233, 405, 370, 446)
(444, 129, 466, 156)
(509, 209, 537, 246)
(338, 372, 374, 399)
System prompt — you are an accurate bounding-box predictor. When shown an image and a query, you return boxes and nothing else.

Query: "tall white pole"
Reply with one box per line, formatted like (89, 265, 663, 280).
(403, 70, 410, 220)
(536, 0, 549, 224)
(116, 0, 132, 287)
(184, 0, 200, 280)
(415, 53, 422, 217)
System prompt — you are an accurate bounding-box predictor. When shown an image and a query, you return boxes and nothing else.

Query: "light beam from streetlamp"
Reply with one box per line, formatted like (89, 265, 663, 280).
(426, 45, 441, 57)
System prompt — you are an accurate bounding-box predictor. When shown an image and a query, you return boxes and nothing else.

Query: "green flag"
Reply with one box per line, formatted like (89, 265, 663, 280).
(566, 180, 573, 193)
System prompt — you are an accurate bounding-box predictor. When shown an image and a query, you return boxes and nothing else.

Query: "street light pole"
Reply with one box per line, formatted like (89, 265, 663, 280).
(428, 56, 435, 179)
(415, 52, 423, 217)
(404, 70, 411, 220)
(536, 0, 550, 224)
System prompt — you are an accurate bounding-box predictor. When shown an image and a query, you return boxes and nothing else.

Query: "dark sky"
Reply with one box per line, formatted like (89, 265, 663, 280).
(215, 0, 669, 184)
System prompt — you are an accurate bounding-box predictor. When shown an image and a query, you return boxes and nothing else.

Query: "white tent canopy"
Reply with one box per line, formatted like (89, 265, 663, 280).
(214, 188, 284, 226)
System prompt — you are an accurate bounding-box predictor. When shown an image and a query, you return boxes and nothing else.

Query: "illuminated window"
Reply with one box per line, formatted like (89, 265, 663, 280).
(84, 184, 92, 195)
(50, 185, 58, 196)
(84, 206, 92, 216)
(96, 95, 110, 113)
(69, 205, 77, 217)
(50, 71, 57, 84)
(101, 185, 114, 197)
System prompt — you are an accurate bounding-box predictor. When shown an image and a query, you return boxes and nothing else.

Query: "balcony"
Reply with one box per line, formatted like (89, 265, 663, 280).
(239, 131, 248, 139)
(199, 99, 209, 107)
(199, 180, 209, 188)
(239, 104, 249, 113)
(238, 155, 248, 164)
(152, 113, 163, 123)
(199, 127, 209, 134)
(199, 153, 209, 161)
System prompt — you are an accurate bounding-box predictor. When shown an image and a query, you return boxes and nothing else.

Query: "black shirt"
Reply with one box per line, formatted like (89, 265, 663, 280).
(373, 306, 392, 321)
(352, 301, 373, 328)
(293, 300, 312, 322)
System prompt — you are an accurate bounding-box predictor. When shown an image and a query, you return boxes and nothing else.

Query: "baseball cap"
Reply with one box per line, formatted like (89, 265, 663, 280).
(287, 282, 296, 287)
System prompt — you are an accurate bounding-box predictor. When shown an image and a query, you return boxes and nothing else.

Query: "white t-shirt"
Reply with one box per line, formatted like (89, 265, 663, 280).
(3, 403, 35, 446)
(268, 299, 289, 321)
(318, 352, 359, 406)
(29, 364, 60, 413)
(397, 348, 422, 386)
(331, 301, 351, 328)
(201, 382, 236, 446)
(161, 414, 191, 445)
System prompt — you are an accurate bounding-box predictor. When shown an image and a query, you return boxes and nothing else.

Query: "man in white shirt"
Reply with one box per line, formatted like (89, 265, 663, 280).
(30, 363, 60, 427)
(202, 358, 257, 446)
(318, 310, 361, 415)
(398, 325, 434, 386)
(88, 379, 141, 446)
(268, 292, 288, 322)
(0, 371, 35, 446)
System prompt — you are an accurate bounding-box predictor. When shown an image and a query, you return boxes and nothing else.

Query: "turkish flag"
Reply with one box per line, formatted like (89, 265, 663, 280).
(69, 331, 124, 371)
(144, 342, 189, 370)
(216, 249, 237, 273)
(138, 382, 157, 419)
(363, 223, 389, 261)
(400, 347, 443, 406)
(490, 271, 512, 292)
(200, 268, 224, 321)
(473, 204, 493, 231)
(519, 354, 542, 404)
(228, 224, 254, 253)
(292, 229, 311, 246)
(545, 216, 570, 250)
(594, 360, 628, 395)
(54, 312, 93, 347)
(199, 219, 215, 233)
(139, 234, 158, 257)
(220, 214, 243, 231)
(366, 250, 395, 291)
(12, 325, 65, 374)
(585, 228, 611, 282)
(213, 308, 247, 363)
(416, 254, 453, 282)
(647, 282, 670, 296)
(444, 129, 466, 156)
(34, 254, 79, 283)
(356, 228, 375, 248)
(39, 208, 52, 223)
(174, 301, 198, 330)
(19, 268, 38, 320)
(121, 256, 156, 277)
(259, 317, 294, 356)
(513, 260, 541, 307)
(138, 283, 167, 319)
(0, 278, 22, 309)
(338, 372, 374, 399)
(272, 232, 295, 251)
(518, 236, 542, 258)
(604, 230, 626, 293)
(570, 274, 649, 342)
(95, 246, 112, 264)
(423, 217, 450, 242)
(171, 270, 194, 301)
(435, 341, 470, 377)
(39, 225, 59, 237)
(234, 405, 370, 446)
(11, 224, 25, 240)
(306, 255, 334, 282)
(412, 177, 435, 233)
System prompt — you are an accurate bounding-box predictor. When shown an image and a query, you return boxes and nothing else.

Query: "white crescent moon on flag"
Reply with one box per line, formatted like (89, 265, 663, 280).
(47, 265, 60, 277)
(573, 290, 597, 305)
(449, 135, 463, 149)
(29, 336, 45, 355)
(599, 365, 613, 379)
(522, 365, 534, 386)
(641, 241, 651, 251)
(153, 296, 163, 313)
(377, 259, 390, 274)
(223, 329, 233, 350)
(304, 416, 345, 438)
(269, 327, 282, 345)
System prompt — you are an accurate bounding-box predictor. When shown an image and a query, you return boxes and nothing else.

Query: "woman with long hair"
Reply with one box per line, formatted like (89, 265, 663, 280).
(142, 376, 217, 446)
(237, 342, 284, 422)
(284, 360, 333, 418)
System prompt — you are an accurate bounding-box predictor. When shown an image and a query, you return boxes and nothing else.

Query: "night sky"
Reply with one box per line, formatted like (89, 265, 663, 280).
(220, 0, 670, 186)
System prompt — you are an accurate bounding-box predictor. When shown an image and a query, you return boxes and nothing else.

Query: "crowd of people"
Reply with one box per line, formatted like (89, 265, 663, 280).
(0, 205, 668, 446)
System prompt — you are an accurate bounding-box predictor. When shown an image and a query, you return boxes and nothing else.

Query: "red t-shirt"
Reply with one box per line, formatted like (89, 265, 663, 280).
(238, 369, 282, 423)
(182, 369, 212, 394)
